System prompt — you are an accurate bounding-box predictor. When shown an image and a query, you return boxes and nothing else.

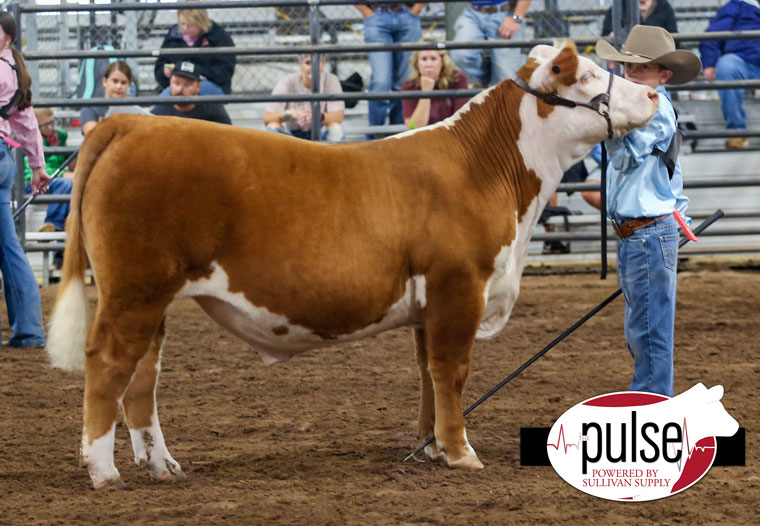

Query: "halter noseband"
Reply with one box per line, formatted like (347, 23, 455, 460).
(511, 71, 615, 139)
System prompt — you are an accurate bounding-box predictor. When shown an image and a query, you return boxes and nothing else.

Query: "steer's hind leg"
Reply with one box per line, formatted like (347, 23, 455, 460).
(414, 328, 444, 462)
(82, 302, 166, 489)
(122, 317, 185, 483)
(424, 275, 485, 470)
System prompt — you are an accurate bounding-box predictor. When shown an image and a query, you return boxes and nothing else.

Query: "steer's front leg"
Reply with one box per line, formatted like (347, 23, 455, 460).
(422, 273, 485, 470)
(414, 328, 444, 462)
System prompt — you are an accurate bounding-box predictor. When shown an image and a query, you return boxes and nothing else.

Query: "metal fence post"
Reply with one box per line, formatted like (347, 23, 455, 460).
(626, 0, 641, 30)
(58, 10, 70, 98)
(24, 10, 40, 98)
(309, 0, 322, 141)
(611, 0, 624, 47)
(124, 7, 139, 94)
(445, 2, 467, 41)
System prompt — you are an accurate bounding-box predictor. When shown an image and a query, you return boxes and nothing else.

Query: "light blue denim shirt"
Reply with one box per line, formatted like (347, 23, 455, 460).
(604, 85, 689, 224)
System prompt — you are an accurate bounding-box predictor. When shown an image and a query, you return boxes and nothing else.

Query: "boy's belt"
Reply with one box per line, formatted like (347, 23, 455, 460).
(612, 214, 671, 240)
(472, 2, 514, 14)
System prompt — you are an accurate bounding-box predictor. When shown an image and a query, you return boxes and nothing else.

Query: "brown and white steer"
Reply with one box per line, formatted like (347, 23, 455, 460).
(47, 42, 658, 489)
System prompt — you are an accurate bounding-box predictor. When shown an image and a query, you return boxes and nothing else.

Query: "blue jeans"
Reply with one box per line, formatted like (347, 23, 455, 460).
(451, 6, 526, 87)
(0, 142, 45, 348)
(617, 215, 679, 397)
(25, 177, 72, 231)
(363, 9, 422, 130)
(715, 53, 760, 129)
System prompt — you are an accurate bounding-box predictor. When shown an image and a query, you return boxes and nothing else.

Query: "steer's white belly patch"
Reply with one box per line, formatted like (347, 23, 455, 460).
(176, 263, 424, 364)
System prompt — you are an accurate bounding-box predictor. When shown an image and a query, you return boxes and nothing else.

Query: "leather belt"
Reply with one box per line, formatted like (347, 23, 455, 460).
(612, 214, 671, 240)
(375, 4, 406, 12)
(472, 2, 514, 14)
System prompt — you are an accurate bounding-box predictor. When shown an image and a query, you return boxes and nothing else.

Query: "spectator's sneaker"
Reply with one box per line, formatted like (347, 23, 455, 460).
(725, 137, 748, 150)
(542, 241, 571, 255)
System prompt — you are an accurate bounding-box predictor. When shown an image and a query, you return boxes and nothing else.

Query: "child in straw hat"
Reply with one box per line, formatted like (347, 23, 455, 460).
(595, 25, 701, 397)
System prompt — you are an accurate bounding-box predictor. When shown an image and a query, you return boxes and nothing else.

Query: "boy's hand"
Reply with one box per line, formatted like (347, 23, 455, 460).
(703, 67, 716, 81)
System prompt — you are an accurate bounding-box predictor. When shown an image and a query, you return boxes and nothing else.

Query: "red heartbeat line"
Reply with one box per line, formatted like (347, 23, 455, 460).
(547, 424, 582, 453)
(547, 419, 717, 464)
(678, 418, 716, 471)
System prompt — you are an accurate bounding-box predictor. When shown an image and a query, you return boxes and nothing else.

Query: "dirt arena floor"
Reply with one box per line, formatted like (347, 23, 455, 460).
(0, 267, 757, 525)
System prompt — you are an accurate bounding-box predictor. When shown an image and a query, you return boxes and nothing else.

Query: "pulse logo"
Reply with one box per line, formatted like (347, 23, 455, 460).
(546, 384, 739, 501)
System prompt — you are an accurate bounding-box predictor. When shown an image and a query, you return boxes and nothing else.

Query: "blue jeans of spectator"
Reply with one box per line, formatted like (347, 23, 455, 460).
(451, 6, 526, 87)
(0, 141, 45, 348)
(363, 9, 421, 131)
(715, 53, 760, 130)
(159, 79, 225, 97)
(617, 215, 679, 397)
(24, 177, 72, 231)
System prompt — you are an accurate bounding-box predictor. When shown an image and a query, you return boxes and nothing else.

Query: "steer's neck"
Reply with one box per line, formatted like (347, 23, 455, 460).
(443, 80, 566, 224)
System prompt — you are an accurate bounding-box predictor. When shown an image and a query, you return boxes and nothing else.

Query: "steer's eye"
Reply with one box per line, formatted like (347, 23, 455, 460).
(580, 72, 594, 83)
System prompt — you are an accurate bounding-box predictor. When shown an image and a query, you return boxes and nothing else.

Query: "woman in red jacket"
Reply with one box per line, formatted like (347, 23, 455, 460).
(402, 47, 470, 128)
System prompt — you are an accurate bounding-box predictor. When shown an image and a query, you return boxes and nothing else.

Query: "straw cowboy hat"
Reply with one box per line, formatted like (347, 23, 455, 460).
(595, 25, 702, 85)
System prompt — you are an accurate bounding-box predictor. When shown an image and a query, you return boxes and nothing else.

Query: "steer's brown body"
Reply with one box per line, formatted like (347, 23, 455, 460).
(47, 43, 658, 488)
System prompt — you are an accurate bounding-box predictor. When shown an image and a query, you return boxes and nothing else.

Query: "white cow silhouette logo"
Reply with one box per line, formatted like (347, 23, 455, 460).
(547, 383, 739, 501)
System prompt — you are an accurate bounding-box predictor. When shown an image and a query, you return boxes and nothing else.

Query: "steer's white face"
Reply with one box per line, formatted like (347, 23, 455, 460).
(526, 44, 659, 143)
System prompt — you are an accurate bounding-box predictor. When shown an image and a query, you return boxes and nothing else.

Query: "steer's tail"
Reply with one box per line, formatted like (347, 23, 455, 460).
(46, 121, 119, 372)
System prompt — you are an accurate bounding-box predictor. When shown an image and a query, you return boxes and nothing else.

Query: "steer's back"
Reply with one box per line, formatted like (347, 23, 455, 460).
(78, 114, 475, 337)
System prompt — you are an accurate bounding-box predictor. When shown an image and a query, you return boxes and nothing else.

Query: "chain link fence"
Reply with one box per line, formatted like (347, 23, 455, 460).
(11, 0, 731, 100)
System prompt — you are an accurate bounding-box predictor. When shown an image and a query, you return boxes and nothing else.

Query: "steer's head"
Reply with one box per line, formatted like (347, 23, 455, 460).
(516, 42, 659, 144)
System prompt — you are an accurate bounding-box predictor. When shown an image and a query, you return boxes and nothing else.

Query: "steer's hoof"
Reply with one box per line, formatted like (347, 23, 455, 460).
(92, 476, 126, 490)
(446, 450, 485, 471)
(424, 443, 446, 462)
(153, 469, 188, 484)
(146, 460, 187, 484)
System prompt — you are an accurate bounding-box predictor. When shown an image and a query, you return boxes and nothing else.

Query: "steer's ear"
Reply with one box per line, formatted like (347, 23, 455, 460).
(520, 41, 579, 94)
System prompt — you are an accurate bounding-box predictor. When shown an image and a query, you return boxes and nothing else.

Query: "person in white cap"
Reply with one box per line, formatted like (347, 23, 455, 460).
(151, 61, 231, 125)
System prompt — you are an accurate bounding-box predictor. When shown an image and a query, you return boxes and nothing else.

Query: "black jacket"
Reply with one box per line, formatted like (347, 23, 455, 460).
(602, 0, 678, 38)
(154, 22, 236, 94)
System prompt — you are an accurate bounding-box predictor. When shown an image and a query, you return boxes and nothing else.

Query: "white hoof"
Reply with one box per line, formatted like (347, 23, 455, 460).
(424, 443, 446, 462)
(442, 442, 485, 470)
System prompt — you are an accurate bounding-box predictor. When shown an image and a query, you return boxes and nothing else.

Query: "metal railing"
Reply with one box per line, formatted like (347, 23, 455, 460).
(9, 0, 760, 278)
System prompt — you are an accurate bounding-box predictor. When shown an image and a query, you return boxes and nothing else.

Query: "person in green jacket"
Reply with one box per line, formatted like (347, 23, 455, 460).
(23, 107, 75, 233)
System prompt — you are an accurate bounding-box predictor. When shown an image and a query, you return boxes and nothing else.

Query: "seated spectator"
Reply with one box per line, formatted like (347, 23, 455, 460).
(151, 62, 232, 124)
(540, 145, 605, 254)
(354, 2, 424, 137)
(24, 108, 74, 263)
(539, 161, 587, 255)
(80, 61, 132, 136)
(154, 7, 235, 96)
(402, 47, 469, 128)
(602, 0, 677, 38)
(263, 54, 345, 142)
(451, 0, 531, 88)
(699, 0, 760, 150)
